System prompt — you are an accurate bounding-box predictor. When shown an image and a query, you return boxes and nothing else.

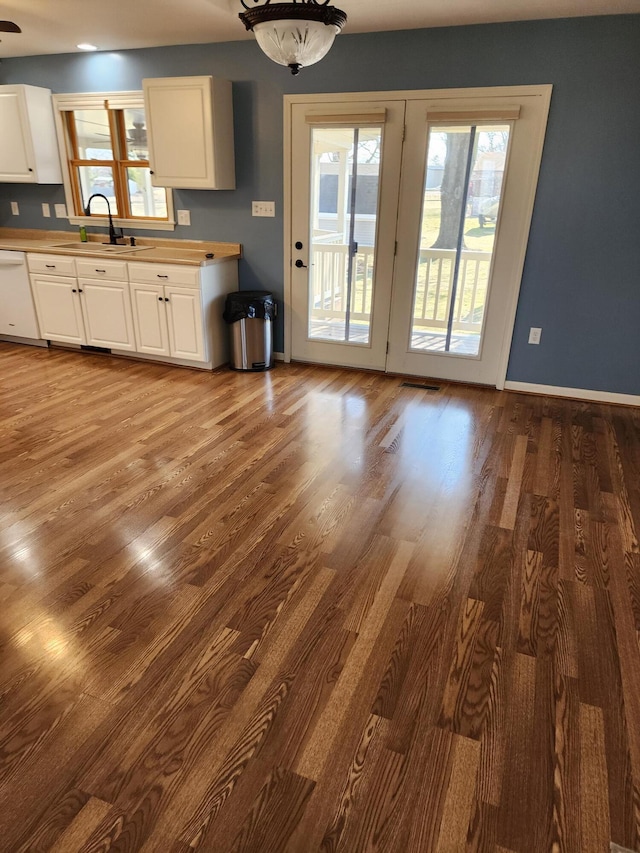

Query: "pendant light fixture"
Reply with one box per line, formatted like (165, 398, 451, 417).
(239, 0, 347, 76)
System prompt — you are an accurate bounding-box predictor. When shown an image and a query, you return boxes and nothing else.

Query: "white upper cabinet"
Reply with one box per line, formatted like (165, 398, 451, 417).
(143, 76, 235, 190)
(0, 85, 62, 184)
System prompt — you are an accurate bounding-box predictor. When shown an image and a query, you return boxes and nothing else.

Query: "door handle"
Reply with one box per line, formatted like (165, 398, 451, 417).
(295, 259, 307, 269)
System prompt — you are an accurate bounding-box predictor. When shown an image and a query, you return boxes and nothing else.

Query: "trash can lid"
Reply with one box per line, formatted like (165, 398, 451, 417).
(225, 290, 274, 303)
(223, 291, 277, 323)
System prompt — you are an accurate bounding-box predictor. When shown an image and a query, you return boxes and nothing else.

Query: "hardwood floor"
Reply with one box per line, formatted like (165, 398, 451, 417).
(1, 341, 639, 852)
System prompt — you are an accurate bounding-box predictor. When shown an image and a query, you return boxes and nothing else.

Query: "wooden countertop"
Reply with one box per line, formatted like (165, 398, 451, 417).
(0, 228, 241, 267)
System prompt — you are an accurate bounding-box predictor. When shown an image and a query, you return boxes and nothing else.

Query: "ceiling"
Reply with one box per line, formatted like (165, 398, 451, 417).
(1, 0, 639, 58)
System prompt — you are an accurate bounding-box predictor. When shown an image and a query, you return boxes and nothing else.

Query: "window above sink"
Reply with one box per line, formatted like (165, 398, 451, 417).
(53, 91, 175, 232)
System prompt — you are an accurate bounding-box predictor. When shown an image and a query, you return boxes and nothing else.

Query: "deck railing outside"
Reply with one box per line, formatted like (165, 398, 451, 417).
(309, 243, 492, 332)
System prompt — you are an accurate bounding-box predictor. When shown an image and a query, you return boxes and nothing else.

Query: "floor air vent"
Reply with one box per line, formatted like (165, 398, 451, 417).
(401, 381, 441, 391)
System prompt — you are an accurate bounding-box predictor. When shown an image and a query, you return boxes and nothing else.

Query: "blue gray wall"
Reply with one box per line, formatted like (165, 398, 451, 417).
(1, 15, 639, 392)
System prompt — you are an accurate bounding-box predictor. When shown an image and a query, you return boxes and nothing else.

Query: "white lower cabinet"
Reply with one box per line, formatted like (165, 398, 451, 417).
(130, 282, 170, 356)
(79, 278, 137, 351)
(131, 282, 204, 360)
(27, 253, 238, 369)
(31, 273, 85, 344)
(31, 271, 136, 350)
(166, 286, 205, 361)
(129, 261, 237, 367)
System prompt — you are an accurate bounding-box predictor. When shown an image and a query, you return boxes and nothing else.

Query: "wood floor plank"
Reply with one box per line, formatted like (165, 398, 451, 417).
(48, 796, 112, 853)
(580, 703, 612, 853)
(225, 766, 315, 853)
(293, 540, 413, 781)
(2, 343, 640, 851)
(435, 733, 481, 851)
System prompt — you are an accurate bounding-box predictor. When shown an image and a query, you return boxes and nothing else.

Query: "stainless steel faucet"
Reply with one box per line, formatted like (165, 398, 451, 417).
(84, 193, 124, 245)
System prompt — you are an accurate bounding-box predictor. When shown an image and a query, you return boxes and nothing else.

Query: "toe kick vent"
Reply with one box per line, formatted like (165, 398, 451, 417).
(400, 381, 441, 391)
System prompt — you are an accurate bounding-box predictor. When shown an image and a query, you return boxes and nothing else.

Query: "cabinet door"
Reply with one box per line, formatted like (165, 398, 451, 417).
(143, 76, 235, 190)
(31, 274, 85, 344)
(79, 279, 136, 351)
(0, 88, 34, 182)
(166, 285, 206, 361)
(0, 86, 61, 184)
(130, 282, 170, 356)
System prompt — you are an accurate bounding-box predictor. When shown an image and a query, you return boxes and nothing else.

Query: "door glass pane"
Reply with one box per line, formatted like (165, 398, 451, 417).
(77, 166, 118, 215)
(308, 126, 381, 345)
(126, 167, 167, 218)
(410, 124, 510, 356)
(72, 109, 113, 160)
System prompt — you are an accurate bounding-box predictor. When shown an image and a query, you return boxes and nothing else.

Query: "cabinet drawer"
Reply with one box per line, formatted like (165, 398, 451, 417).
(27, 253, 76, 276)
(75, 258, 128, 281)
(127, 262, 199, 288)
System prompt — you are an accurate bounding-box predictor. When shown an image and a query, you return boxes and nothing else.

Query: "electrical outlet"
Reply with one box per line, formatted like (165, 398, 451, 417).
(42, 203, 51, 218)
(10, 201, 19, 216)
(528, 327, 542, 345)
(54, 203, 67, 218)
(252, 201, 275, 217)
(177, 209, 191, 226)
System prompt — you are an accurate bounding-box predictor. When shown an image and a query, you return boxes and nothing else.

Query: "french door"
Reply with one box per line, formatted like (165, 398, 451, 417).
(286, 87, 552, 386)
(289, 100, 405, 370)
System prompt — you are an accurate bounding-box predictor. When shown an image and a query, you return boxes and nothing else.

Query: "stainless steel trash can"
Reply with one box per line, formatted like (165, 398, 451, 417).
(224, 291, 276, 371)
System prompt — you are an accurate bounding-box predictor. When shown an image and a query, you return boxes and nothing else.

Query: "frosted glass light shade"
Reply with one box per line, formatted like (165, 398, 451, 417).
(239, 2, 347, 75)
(253, 19, 339, 72)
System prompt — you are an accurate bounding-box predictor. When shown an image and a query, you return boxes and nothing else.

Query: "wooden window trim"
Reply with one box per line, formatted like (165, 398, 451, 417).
(54, 92, 174, 231)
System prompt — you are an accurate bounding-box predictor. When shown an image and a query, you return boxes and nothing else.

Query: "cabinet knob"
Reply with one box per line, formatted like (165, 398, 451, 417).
(72, 288, 77, 293)
(158, 296, 163, 302)
(28, 168, 33, 172)
(78, 288, 83, 293)
(164, 297, 169, 302)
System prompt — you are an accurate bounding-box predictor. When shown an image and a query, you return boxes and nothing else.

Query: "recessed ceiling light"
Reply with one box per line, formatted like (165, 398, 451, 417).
(77, 43, 98, 51)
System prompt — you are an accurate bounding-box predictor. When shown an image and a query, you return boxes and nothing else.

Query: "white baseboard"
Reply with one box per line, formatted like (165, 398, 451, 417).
(504, 380, 640, 408)
(0, 335, 48, 348)
(274, 351, 285, 362)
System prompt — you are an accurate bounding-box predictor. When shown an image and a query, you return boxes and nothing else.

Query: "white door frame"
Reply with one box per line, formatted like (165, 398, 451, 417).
(283, 85, 552, 388)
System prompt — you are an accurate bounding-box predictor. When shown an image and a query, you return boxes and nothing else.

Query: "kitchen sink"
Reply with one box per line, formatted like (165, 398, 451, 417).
(51, 242, 151, 254)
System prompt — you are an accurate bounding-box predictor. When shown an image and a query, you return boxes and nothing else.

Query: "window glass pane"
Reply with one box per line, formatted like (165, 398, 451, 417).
(410, 124, 510, 357)
(308, 126, 381, 345)
(123, 109, 149, 161)
(127, 167, 168, 218)
(73, 109, 113, 160)
(77, 166, 118, 216)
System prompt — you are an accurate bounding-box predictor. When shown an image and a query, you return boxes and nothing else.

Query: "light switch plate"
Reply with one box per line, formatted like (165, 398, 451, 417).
(10, 201, 19, 215)
(177, 209, 191, 226)
(252, 201, 275, 217)
(528, 327, 542, 345)
(54, 203, 67, 218)
(42, 203, 51, 218)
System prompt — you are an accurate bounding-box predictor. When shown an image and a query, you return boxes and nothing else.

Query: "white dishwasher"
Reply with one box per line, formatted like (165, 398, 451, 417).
(0, 250, 45, 344)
